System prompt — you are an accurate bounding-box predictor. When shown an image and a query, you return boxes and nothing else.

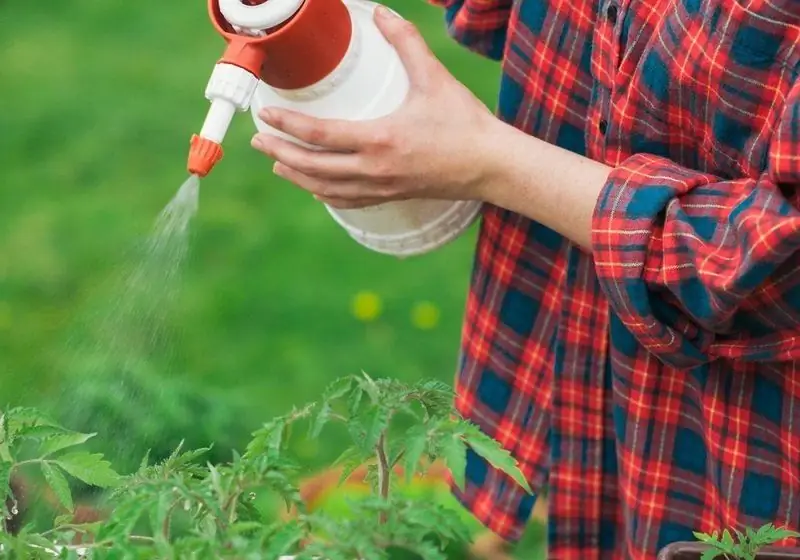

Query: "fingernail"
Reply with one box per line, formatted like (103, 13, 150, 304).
(273, 162, 285, 177)
(375, 5, 393, 18)
(251, 135, 264, 149)
(260, 108, 273, 122)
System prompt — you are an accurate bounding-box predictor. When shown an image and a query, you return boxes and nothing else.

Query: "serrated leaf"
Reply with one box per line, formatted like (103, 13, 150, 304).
(762, 526, 800, 543)
(700, 548, 723, 560)
(462, 425, 531, 493)
(41, 463, 73, 512)
(333, 446, 366, 486)
(38, 431, 95, 458)
(5, 408, 58, 436)
(246, 419, 287, 459)
(0, 461, 10, 502)
(440, 435, 467, 491)
(230, 521, 264, 535)
(693, 531, 714, 543)
(309, 402, 332, 439)
(721, 529, 734, 549)
(264, 522, 303, 557)
(54, 452, 120, 488)
(360, 406, 390, 454)
(745, 525, 757, 543)
(53, 514, 73, 527)
(323, 376, 354, 402)
(402, 425, 429, 485)
(414, 540, 448, 560)
(348, 383, 365, 418)
(138, 449, 151, 472)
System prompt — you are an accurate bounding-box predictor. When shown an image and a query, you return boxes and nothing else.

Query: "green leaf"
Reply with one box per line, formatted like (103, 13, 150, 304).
(402, 425, 429, 485)
(138, 449, 151, 472)
(41, 463, 73, 512)
(700, 548, 723, 560)
(0, 460, 10, 501)
(763, 527, 800, 543)
(333, 446, 366, 486)
(462, 424, 532, 493)
(54, 452, 120, 488)
(53, 514, 73, 527)
(440, 435, 467, 491)
(5, 408, 58, 437)
(264, 522, 303, 557)
(38, 431, 95, 458)
(360, 406, 390, 454)
(693, 531, 715, 544)
(309, 402, 332, 439)
(230, 521, 265, 535)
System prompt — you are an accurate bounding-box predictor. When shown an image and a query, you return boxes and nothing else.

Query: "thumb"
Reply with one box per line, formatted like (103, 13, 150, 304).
(374, 6, 438, 88)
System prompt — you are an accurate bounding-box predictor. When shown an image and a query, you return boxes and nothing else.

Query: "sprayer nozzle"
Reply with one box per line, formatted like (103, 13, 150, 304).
(188, 134, 224, 178)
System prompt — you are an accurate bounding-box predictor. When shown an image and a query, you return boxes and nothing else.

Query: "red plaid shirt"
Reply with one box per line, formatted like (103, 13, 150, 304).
(432, 0, 800, 557)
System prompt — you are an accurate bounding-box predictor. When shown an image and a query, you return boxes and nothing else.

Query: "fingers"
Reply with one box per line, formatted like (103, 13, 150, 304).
(374, 6, 439, 89)
(258, 108, 368, 151)
(315, 195, 385, 209)
(273, 163, 392, 204)
(251, 133, 361, 179)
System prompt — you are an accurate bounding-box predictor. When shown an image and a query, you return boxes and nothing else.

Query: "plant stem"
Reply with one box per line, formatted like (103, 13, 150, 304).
(376, 433, 390, 525)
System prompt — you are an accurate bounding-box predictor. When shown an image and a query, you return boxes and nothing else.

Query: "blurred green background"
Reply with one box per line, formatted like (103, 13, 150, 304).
(0, 0, 544, 555)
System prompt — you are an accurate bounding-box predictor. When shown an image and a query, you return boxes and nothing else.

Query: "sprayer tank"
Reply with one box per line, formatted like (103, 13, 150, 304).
(250, 0, 482, 257)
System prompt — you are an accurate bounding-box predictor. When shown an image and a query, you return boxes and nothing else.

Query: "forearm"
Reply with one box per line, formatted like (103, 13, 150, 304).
(478, 119, 612, 251)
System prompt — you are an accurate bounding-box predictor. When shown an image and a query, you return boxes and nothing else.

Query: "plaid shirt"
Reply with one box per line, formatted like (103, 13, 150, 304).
(430, 0, 800, 557)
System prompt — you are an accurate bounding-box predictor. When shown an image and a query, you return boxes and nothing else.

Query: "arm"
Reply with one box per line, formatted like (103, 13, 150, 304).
(481, 81, 800, 367)
(251, 11, 800, 367)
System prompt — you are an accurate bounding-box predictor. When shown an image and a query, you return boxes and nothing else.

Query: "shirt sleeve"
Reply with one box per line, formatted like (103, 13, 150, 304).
(428, 0, 511, 60)
(591, 79, 800, 368)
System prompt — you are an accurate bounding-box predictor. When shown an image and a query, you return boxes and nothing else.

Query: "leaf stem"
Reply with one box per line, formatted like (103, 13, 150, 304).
(376, 433, 390, 525)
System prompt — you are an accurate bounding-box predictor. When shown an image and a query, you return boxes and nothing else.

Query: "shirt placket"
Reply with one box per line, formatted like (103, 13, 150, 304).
(587, 0, 626, 163)
(551, 1, 621, 557)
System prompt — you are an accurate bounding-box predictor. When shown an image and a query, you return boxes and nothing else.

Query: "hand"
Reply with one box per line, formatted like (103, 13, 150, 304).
(250, 6, 502, 209)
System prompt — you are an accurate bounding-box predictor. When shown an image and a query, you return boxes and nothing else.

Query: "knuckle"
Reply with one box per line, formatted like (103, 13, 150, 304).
(396, 19, 419, 39)
(304, 124, 328, 146)
(370, 162, 397, 183)
(369, 129, 394, 150)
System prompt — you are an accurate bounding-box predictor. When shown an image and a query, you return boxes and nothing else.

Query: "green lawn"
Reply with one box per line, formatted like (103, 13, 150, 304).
(0, 0, 545, 555)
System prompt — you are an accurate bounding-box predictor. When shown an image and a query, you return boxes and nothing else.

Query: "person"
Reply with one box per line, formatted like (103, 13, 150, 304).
(250, 1, 800, 557)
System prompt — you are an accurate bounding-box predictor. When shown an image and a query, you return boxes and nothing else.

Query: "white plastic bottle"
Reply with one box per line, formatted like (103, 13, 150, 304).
(188, 0, 482, 257)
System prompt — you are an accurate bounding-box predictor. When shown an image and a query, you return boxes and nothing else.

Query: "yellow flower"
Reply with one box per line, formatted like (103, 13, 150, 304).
(411, 301, 440, 330)
(351, 291, 382, 322)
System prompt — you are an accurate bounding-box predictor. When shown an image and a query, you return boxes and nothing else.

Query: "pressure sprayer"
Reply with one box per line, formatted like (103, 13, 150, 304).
(186, 0, 482, 257)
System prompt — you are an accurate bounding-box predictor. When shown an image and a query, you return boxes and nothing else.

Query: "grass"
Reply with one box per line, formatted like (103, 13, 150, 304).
(0, 0, 546, 555)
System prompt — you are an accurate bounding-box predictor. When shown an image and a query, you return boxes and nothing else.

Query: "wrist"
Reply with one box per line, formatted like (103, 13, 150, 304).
(473, 118, 534, 207)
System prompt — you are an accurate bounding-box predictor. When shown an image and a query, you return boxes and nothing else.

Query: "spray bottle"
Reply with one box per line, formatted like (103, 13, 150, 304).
(187, 0, 482, 257)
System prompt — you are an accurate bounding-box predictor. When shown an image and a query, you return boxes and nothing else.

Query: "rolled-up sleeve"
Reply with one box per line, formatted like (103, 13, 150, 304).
(592, 80, 800, 368)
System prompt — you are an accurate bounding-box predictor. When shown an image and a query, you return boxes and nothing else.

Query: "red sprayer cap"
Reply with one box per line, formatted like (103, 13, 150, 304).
(188, 0, 352, 177)
(209, 0, 353, 90)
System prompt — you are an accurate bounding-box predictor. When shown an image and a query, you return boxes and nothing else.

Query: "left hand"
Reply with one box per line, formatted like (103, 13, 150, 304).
(250, 6, 502, 209)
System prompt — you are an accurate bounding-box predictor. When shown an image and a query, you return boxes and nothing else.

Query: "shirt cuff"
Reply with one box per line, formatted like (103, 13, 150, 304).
(591, 153, 715, 368)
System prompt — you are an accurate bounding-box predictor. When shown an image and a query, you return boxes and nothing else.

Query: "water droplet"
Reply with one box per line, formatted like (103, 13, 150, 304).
(10, 506, 18, 515)
(183, 500, 191, 511)
(249, 492, 256, 501)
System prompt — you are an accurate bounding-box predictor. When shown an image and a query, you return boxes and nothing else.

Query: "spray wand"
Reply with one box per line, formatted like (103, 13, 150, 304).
(187, 0, 352, 178)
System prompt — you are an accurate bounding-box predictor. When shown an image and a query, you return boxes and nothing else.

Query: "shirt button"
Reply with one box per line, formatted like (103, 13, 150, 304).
(606, 3, 618, 24)
(599, 119, 608, 134)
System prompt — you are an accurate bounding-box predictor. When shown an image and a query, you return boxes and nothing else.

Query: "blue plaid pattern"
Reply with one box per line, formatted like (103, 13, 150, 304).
(428, 0, 800, 557)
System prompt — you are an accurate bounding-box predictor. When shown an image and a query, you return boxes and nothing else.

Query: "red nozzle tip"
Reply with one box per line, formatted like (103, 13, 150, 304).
(188, 134, 224, 178)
